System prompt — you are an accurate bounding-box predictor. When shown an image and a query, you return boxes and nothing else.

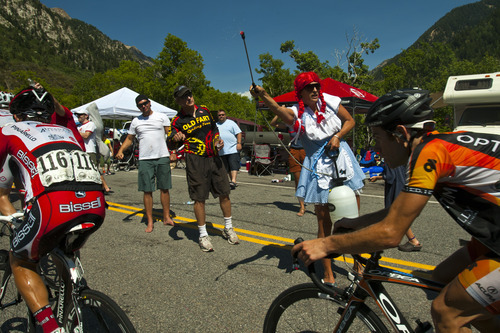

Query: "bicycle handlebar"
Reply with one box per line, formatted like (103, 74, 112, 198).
(0, 212, 24, 222)
(293, 236, 381, 297)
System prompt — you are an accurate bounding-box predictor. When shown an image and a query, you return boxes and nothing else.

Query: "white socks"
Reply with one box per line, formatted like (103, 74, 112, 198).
(224, 216, 233, 229)
(199, 216, 233, 238)
(198, 225, 208, 238)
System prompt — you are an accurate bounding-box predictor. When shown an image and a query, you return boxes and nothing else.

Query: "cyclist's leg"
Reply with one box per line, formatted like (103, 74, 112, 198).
(0, 187, 16, 216)
(0, 158, 16, 216)
(432, 245, 471, 284)
(431, 255, 500, 332)
(9, 255, 49, 312)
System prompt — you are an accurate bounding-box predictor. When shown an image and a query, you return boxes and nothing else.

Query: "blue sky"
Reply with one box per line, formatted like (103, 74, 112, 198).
(40, 0, 478, 95)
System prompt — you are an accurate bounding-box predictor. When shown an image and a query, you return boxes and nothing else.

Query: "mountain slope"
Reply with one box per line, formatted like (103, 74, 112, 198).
(372, 0, 500, 77)
(0, 0, 152, 89)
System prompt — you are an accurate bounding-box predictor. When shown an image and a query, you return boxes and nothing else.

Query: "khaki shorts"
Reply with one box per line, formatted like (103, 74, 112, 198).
(185, 154, 230, 201)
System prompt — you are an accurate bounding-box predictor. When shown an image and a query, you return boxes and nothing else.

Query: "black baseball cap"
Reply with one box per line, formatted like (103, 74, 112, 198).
(173, 86, 191, 99)
(135, 94, 149, 105)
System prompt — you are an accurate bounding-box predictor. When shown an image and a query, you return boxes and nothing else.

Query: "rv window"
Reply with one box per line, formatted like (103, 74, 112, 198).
(459, 106, 500, 126)
(455, 78, 492, 91)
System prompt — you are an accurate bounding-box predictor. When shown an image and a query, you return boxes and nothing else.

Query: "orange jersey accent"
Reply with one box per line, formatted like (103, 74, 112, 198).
(404, 131, 500, 254)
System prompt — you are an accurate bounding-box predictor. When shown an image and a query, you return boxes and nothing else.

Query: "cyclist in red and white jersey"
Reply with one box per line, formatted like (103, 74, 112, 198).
(0, 87, 105, 333)
(293, 89, 500, 332)
(0, 91, 17, 216)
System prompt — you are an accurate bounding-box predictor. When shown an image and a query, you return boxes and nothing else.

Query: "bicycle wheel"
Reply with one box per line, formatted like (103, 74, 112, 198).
(263, 283, 388, 333)
(0, 226, 29, 332)
(63, 289, 136, 333)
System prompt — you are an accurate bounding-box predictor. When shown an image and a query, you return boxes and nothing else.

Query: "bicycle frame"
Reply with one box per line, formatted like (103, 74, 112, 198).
(310, 252, 444, 333)
(48, 246, 87, 330)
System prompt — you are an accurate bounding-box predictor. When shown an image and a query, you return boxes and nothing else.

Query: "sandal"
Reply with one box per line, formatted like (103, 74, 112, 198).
(398, 241, 422, 252)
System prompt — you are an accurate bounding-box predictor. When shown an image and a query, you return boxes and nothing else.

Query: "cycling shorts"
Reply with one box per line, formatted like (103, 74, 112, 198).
(11, 190, 105, 261)
(458, 239, 500, 314)
(0, 157, 14, 189)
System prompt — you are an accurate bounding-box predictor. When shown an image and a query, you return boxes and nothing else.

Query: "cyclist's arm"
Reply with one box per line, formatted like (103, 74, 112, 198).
(294, 191, 430, 265)
(333, 208, 390, 232)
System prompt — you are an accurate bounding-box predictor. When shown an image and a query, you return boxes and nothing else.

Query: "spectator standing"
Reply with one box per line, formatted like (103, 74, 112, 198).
(116, 94, 175, 233)
(369, 165, 422, 251)
(216, 109, 243, 189)
(251, 72, 365, 286)
(270, 115, 306, 216)
(170, 86, 239, 252)
(102, 134, 114, 175)
(76, 109, 111, 194)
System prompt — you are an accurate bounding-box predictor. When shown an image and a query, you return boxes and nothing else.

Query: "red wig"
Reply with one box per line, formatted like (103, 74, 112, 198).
(294, 72, 326, 124)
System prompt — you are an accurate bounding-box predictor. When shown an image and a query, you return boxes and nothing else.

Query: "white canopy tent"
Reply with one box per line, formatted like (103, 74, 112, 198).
(71, 87, 178, 119)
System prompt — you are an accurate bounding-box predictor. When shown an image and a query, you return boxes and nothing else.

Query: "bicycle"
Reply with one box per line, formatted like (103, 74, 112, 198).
(263, 238, 444, 332)
(0, 213, 137, 332)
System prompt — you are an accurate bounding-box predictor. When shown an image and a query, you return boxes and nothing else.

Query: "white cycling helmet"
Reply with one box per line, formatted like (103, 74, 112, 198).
(0, 91, 14, 109)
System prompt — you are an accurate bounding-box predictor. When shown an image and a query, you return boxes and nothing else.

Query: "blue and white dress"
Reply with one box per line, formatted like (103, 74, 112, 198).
(291, 94, 365, 205)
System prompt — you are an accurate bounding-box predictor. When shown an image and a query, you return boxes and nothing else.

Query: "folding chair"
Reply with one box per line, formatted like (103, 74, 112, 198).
(252, 144, 275, 176)
(272, 147, 289, 174)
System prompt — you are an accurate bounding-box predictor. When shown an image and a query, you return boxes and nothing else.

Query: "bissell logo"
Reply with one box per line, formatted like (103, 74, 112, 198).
(16, 149, 38, 178)
(59, 197, 102, 213)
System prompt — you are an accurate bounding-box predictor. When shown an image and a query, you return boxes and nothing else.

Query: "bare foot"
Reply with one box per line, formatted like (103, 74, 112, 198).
(163, 219, 175, 227)
(145, 224, 154, 233)
(297, 209, 306, 217)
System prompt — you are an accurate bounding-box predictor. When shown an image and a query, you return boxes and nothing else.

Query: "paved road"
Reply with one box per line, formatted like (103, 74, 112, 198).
(1, 166, 472, 332)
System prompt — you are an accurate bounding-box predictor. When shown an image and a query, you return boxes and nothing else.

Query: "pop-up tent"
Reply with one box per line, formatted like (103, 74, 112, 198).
(72, 87, 177, 119)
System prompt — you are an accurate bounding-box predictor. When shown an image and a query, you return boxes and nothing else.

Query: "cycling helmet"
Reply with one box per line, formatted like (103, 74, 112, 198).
(0, 91, 14, 109)
(365, 88, 434, 130)
(9, 87, 55, 121)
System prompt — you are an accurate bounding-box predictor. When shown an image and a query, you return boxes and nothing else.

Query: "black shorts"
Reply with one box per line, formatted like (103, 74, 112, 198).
(220, 152, 241, 172)
(185, 154, 231, 201)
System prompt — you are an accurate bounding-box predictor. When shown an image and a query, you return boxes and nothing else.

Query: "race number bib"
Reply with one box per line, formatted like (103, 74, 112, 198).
(37, 150, 101, 187)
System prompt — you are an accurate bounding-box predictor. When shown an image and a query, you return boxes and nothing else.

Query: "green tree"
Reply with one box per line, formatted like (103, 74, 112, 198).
(255, 53, 294, 97)
(151, 34, 209, 109)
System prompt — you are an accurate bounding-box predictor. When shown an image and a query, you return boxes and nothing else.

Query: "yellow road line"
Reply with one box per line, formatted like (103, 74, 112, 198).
(106, 201, 436, 273)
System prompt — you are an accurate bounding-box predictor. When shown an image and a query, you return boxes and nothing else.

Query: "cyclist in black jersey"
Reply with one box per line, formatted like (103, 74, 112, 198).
(292, 88, 500, 332)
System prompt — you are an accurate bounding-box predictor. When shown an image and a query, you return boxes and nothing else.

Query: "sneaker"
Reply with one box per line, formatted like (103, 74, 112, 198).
(222, 227, 240, 245)
(199, 236, 214, 252)
(229, 182, 236, 190)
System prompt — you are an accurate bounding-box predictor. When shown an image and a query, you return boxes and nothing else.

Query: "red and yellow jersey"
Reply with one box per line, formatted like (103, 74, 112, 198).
(403, 131, 500, 255)
(169, 105, 219, 157)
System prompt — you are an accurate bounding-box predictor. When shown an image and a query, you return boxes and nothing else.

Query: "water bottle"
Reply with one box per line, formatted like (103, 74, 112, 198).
(328, 179, 358, 220)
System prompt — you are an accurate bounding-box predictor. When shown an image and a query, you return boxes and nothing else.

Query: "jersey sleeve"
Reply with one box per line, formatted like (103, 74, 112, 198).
(404, 138, 455, 196)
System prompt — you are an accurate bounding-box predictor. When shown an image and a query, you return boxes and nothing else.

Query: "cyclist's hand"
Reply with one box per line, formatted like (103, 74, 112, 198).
(116, 152, 124, 160)
(292, 238, 329, 267)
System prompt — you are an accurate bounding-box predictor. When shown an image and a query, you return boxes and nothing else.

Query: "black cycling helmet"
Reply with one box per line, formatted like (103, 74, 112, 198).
(365, 88, 434, 130)
(9, 87, 55, 121)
